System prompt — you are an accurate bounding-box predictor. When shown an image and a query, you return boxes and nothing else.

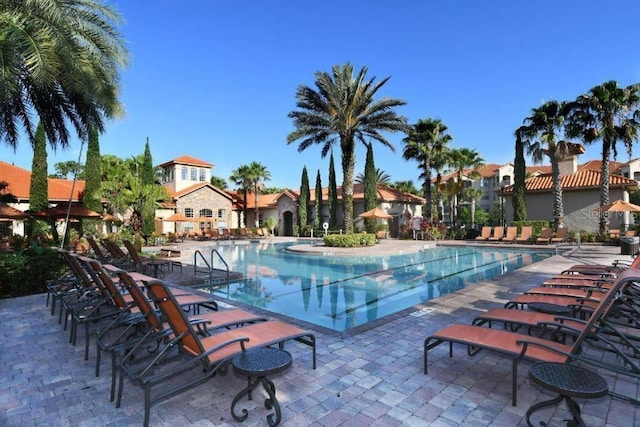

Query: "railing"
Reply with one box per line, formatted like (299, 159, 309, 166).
(193, 249, 230, 285)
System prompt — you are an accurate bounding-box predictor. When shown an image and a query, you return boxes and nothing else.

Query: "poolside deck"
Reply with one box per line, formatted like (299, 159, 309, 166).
(1, 240, 638, 426)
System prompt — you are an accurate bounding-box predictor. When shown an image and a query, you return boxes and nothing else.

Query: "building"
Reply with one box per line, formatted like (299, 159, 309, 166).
(0, 161, 85, 237)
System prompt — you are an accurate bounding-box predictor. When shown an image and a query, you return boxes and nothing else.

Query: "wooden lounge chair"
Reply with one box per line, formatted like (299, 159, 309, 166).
(536, 227, 553, 245)
(475, 226, 491, 241)
(488, 227, 504, 241)
(424, 270, 638, 406)
(502, 226, 517, 243)
(550, 227, 568, 244)
(119, 279, 316, 426)
(515, 226, 532, 244)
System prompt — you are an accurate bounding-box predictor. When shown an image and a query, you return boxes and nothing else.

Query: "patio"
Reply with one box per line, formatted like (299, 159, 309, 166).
(1, 242, 638, 426)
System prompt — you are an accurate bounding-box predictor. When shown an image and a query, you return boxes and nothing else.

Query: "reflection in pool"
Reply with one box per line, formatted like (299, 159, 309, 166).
(195, 243, 551, 332)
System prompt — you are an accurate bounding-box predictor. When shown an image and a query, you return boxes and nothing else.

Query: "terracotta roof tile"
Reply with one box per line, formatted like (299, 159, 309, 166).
(507, 169, 638, 193)
(157, 155, 213, 168)
(169, 182, 232, 201)
(0, 161, 84, 202)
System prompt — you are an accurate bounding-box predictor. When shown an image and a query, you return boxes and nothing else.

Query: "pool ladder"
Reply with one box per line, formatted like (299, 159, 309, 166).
(193, 249, 232, 285)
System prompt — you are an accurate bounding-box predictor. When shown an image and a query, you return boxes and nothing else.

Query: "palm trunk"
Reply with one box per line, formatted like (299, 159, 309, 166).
(341, 139, 355, 233)
(551, 156, 563, 230)
(254, 186, 260, 228)
(600, 140, 612, 234)
(424, 157, 432, 222)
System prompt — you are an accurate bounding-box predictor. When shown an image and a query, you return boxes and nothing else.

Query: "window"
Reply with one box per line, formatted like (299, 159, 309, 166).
(634, 172, 640, 181)
(199, 209, 213, 218)
(502, 175, 512, 186)
(624, 172, 630, 178)
(181, 166, 187, 180)
(199, 169, 206, 182)
(190, 168, 197, 181)
(184, 208, 193, 218)
(217, 209, 226, 219)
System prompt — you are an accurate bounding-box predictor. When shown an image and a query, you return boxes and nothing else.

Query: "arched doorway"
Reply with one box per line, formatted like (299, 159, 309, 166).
(283, 211, 293, 236)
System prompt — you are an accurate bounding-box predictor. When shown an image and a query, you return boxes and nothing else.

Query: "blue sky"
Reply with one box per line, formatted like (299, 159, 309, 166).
(6, 0, 640, 188)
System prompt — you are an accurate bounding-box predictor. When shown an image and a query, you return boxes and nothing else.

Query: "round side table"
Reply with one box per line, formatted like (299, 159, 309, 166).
(526, 362, 608, 427)
(528, 302, 573, 316)
(231, 347, 292, 427)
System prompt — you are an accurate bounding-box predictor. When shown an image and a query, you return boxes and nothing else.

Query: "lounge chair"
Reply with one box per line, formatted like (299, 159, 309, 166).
(515, 226, 532, 244)
(502, 226, 517, 243)
(122, 239, 154, 273)
(424, 270, 638, 406)
(536, 227, 553, 245)
(488, 227, 504, 241)
(475, 226, 491, 241)
(86, 236, 108, 260)
(550, 227, 568, 244)
(562, 255, 640, 275)
(119, 279, 316, 426)
(103, 270, 269, 404)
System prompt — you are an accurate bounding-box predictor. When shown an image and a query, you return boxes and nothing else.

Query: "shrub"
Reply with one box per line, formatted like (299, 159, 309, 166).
(324, 233, 376, 247)
(0, 247, 67, 298)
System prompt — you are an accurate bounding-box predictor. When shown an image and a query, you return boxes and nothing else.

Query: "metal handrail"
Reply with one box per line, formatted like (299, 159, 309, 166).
(193, 250, 211, 274)
(210, 248, 230, 284)
(193, 249, 230, 285)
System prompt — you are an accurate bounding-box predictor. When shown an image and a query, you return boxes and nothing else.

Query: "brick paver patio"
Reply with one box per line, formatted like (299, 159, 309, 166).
(1, 241, 639, 426)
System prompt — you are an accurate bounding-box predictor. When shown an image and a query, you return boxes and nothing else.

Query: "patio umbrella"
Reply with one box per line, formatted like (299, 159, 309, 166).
(358, 207, 393, 219)
(194, 216, 215, 224)
(598, 199, 640, 212)
(0, 203, 29, 220)
(164, 213, 190, 222)
(33, 203, 102, 219)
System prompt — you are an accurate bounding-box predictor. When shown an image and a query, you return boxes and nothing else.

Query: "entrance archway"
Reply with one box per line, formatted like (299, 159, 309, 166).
(283, 211, 293, 236)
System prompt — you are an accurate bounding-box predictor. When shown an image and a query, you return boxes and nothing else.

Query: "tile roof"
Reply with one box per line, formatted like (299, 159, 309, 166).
(168, 182, 232, 201)
(157, 155, 213, 168)
(0, 161, 84, 202)
(506, 169, 638, 193)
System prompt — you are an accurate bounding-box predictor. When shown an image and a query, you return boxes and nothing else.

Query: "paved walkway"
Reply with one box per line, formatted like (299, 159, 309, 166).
(1, 241, 639, 426)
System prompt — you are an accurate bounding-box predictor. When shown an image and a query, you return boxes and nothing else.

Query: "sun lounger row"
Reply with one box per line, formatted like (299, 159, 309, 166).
(475, 226, 530, 243)
(475, 226, 569, 244)
(45, 249, 316, 426)
(424, 264, 640, 408)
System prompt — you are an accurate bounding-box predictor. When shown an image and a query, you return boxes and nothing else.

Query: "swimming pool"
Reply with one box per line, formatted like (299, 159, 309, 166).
(195, 243, 551, 332)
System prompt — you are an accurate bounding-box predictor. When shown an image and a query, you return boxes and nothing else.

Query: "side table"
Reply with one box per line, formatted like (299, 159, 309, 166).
(526, 362, 608, 427)
(231, 347, 292, 426)
(528, 302, 573, 316)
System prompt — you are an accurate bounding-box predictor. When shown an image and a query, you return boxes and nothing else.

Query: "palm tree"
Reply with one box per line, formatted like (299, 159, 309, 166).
(0, 0, 128, 148)
(446, 148, 484, 227)
(566, 81, 640, 234)
(522, 100, 572, 229)
(431, 147, 451, 222)
(355, 168, 391, 185)
(402, 118, 452, 222)
(463, 187, 484, 229)
(287, 63, 409, 233)
(245, 162, 271, 228)
(230, 165, 252, 228)
(391, 180, 420, 195)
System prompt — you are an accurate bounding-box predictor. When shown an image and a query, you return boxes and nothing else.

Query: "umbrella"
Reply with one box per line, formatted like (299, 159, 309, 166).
(33, 203, 101, 219)
(598, 199, 640, 212)
(164, 213, 190, 222)
(194, 216, 215, 223)
(358, 207, 393, 220)
(0, 203, 29, 220)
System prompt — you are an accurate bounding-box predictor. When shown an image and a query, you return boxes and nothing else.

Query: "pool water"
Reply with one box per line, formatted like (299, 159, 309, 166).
(196, 243, 551, 332)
